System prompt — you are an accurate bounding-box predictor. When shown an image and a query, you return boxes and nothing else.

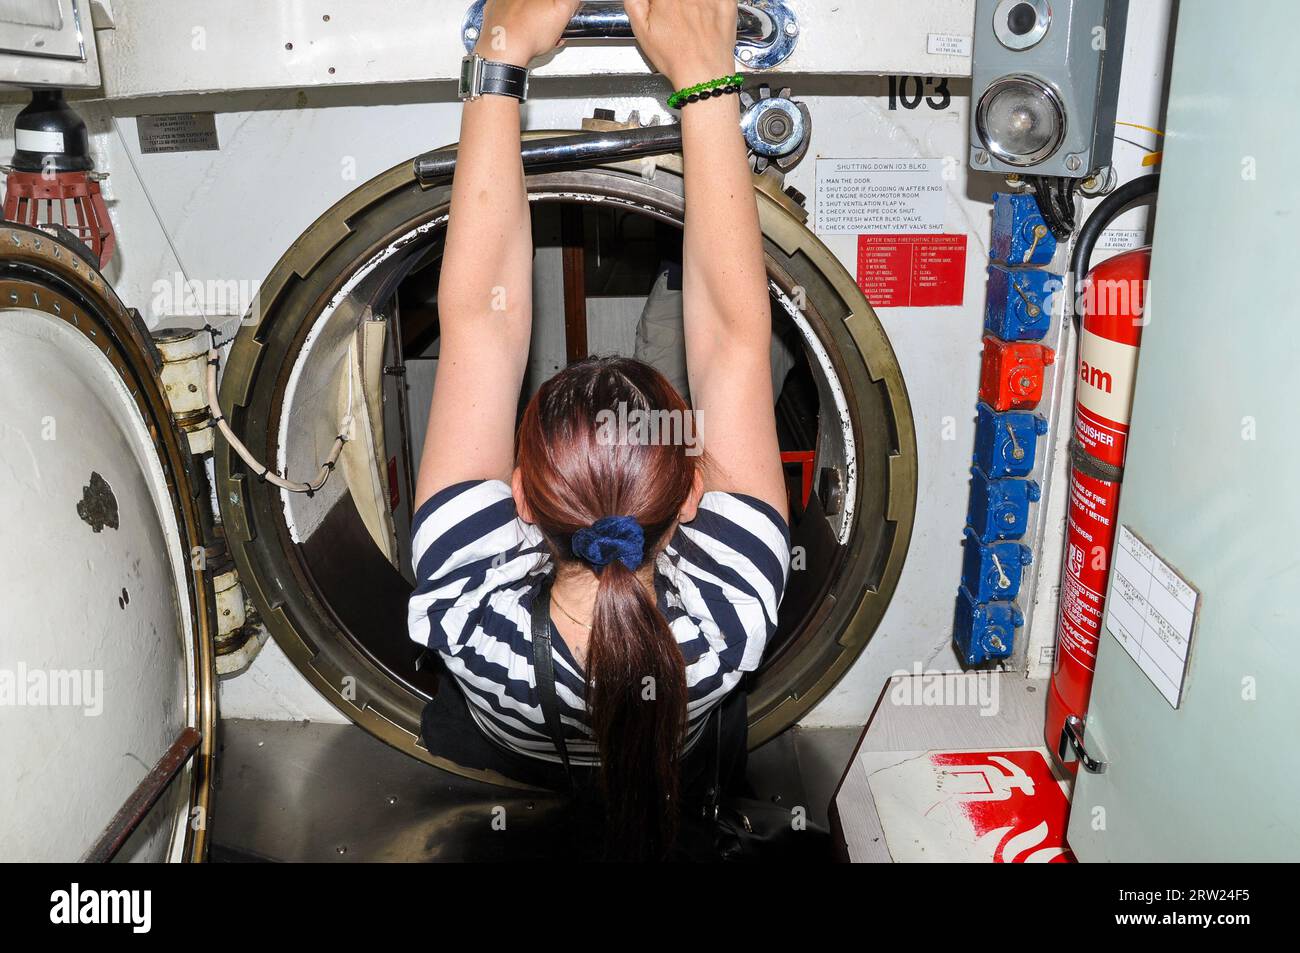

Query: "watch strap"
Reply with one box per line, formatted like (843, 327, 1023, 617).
(477, 58, 529, 101)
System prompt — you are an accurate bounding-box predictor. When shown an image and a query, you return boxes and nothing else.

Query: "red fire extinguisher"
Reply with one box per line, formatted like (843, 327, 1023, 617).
(1045, 245, 1150, 770)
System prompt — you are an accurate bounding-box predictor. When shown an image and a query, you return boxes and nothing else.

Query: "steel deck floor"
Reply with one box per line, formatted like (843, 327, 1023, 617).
(209, 717, 858, 862)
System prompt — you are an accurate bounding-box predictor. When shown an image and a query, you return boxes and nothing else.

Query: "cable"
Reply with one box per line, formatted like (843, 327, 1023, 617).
(1068, 174, 1160, 328)
(204, 336, 353, 496)
(1025, 175, 1078, 239)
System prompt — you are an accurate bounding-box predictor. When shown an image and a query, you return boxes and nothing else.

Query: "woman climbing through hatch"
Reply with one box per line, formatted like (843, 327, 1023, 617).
(407, 0, 791, 860)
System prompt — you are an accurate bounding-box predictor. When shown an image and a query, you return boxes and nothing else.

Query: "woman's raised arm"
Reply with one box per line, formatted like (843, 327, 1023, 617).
(627, 0, 788, 519)
(414, 0, 580, 510)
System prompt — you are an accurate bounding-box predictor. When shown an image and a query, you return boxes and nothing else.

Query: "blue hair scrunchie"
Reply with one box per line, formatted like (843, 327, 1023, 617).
(570, 515, 645, 572)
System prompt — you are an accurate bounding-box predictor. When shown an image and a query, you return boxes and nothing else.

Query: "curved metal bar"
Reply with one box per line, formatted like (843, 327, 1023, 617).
(555, 1, 773, 43)
(415, 123, 685, 183)
(81, 727, 202, 863)
(461, 1, 798, 69)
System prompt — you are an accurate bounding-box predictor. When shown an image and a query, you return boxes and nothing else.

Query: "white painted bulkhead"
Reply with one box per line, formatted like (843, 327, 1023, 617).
(0, 308, 195, 861)
(0, 0, 1173, 731)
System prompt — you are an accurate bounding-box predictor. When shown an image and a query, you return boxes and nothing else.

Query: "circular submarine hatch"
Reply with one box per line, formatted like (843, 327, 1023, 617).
(216, 145, 917, 787)
(0, 223, 216, 860)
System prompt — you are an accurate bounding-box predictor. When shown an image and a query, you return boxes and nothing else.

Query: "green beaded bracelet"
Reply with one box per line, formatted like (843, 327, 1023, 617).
(668, 74, 744, 109)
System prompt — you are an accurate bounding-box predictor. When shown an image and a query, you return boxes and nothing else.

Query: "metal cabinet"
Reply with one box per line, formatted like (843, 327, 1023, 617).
(0, 0, 100, 87)
(1066, 0, 1300, 861)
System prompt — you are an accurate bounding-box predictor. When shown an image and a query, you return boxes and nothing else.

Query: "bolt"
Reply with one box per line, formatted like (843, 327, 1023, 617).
(784, 20, 799, 36)
(336, 845, 348, 855)
(387, 795, 398, 805)
(760, 113, 792, 143)
(228, 492, 239, 505)
(465, 25, 479, 41)
(739, 47, 754, 62)
(1019, 376, 1033, 390)
(1012, 448, 1025, 460)
(974, 150, 989, 165)
(990, 635, 1005, 650)
(1065, 154, 1083, 172)
(1004, 513, 1016, 523)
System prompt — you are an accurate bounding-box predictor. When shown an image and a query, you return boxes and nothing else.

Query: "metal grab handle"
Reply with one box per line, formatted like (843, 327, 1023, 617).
(557, 1, 773, 43)
(81, 727, 202, 863)
(1058, 714, 1109, 774)
(415, 123, 684, 183)
(461, 1, 799, 69)
(416, 87, 811, 183)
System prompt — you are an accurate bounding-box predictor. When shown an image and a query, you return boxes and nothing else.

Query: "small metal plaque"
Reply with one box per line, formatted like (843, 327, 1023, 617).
(137, 112, 220, 154)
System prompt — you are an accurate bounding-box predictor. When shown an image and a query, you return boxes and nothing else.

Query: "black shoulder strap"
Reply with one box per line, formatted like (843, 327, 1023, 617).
(530, 573, 573, 786)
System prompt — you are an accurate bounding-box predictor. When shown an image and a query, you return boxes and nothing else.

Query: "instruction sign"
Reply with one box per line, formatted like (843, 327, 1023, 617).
(137, 113, 220, 154)
(857, 234, 967, 308)
(816, 158, 946, 234)
(1106, 525, 1199, 708)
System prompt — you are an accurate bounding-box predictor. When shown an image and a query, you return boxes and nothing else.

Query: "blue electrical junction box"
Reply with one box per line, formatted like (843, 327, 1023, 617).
(961, 528, 1033, 602)
(990, 192, 1057, 266)
(972, 402, 1048, 478)
(953, 586, 1022, 666)
(967, 467, 1041, 542)
(985, 264, 1058, 340)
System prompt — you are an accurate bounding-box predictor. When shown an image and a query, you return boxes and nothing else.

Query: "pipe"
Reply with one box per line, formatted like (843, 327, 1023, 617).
(1069, 174, 1160, 327)
(415, 122, 685, 183)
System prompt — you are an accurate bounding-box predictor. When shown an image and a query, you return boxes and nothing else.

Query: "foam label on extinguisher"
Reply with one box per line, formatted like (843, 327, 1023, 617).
(1076, 327, 1138, 442)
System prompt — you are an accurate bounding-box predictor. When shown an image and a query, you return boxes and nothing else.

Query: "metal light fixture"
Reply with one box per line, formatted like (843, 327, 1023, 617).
(976, 74, 1067, 167)
(969, 0, 1129, 179)
(993, 0, 1052, 50)
(1, 89, 116, 268)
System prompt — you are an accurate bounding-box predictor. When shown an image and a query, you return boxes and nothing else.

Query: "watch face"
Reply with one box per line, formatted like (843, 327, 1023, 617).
(458, 55, 478, 98)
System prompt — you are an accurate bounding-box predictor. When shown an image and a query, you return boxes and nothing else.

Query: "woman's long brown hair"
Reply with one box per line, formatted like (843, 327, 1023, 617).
(517, 356, 699, 860)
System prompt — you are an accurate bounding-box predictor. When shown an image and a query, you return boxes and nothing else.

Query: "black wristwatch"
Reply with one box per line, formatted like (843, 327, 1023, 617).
(458, 53, 530, 103)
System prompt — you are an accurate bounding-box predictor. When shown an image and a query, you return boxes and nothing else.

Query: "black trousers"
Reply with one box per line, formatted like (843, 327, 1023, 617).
(420, 668, 750, 801)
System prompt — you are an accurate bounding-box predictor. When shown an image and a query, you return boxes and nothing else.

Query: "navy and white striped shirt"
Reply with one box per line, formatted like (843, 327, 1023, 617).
(407, 479, 791, 765)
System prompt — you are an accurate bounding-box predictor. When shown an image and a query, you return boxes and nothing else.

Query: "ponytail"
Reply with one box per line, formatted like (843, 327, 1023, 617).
(588, 558, 687, 860)
(517, 356, 700, 860)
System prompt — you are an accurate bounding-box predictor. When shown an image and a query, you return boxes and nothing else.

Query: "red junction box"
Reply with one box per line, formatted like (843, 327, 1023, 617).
(979, 337, 1056, 410)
